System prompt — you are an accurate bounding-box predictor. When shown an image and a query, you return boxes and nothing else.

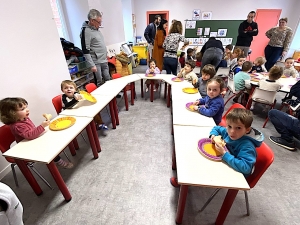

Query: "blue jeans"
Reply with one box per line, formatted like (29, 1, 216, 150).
(264, 45, 283, 71)
(163, 57, 178, 75)
(268, 109, 300, 142)
(201, 47, 223, 71)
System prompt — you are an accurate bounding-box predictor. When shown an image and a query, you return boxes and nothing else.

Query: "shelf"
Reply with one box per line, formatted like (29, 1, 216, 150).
(77, 78, 94, 88)
(71, 71, 93, 82)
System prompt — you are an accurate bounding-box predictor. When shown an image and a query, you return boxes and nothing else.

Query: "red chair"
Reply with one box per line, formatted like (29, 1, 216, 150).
(199, 142, 274, 219)
(0, 125, 53, 189)
(219, 103, 245, 127)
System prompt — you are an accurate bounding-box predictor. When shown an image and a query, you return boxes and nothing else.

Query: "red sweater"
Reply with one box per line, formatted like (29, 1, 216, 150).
(9, 118, 45, 143)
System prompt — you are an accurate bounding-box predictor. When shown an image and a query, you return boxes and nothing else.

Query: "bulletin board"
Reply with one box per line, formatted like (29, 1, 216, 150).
(184, 20, 243, 46)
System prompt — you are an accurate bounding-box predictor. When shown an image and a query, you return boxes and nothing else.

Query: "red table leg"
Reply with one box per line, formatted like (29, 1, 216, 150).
(47, 161, 72, 202)
(167, 84, 171, 108)
(123, 86, 129, 111)
(172, 146, 176, 170)
(68, 141, 76, 156)
(72, 138, 79, 150)
(113, 98, 120, 126)
(130, 82, 135, 105)
(90, 121, 101, 152)
(108, 100, 116, 129)
(150, 80, 154, 102)
(215, 189, 239, 225)
(14, 159, 43, 196)
(86, 123, 99, 159)
(175, 185, 189, 224)
(141, 79, 144, 98)
(164, 82, 167, 99)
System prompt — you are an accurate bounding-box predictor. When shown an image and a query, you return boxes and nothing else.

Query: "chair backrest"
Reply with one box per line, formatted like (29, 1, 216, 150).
(112, 73, 122, 79)
(247, 142, 274, 188)
(216, 67, 230, 76)
(52, 95, 63, 114)
(219, 103, 245, 127)
(252, 88, 277, 105)
(85, 83, 97, 93)
(227, 77, 236, 94)
(0, 125, 16, 163)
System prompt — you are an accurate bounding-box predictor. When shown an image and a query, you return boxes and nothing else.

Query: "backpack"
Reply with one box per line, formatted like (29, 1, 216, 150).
(60, 38, 83, 59)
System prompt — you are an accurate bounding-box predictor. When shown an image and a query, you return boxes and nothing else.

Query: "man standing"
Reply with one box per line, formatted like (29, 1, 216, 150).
(235, 11, 258, 57)
(144, 15, 161, 59)
(81, 9, 111, 87)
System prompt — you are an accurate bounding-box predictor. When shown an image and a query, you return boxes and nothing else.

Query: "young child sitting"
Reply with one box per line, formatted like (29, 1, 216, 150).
(224, 44, 233, 57)
(61, 80, 108, 130)
(283, 57, 298, 78)
(230, 55, 246, 76)
(192, 77, 225, 124)
(233, 61, 253, 103)
(225, 48, 242, 69)
(217, 44, 233, 69)
(145, 59, 160, 92)
(179, 52, 186, 68)
(177, 60, 198, 83)
(250, 66, 282, 110)
(192, 64, 216, 97)
(250, 56, 267, 73)
(0, 97, 74, 168)
(186, 47, 196, 61)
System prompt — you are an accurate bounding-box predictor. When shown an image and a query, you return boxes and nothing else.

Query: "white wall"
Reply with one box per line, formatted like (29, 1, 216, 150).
(0, 0, 70, 178)
(122, 0, 134, 43)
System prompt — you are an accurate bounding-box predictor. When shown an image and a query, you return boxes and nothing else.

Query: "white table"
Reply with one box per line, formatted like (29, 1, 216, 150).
(91, 79, 126, 96)
(173, 125, 250, 224)
(3, 115, 99, 201)
(172, 100, 216, 127)
(171, 83, 201, 101)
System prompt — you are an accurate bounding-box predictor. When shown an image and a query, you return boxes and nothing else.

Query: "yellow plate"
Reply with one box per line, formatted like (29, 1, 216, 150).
(49, 117, 76, 131)
(80, 91, 97, 103)
(251, 78, 260, 82)
(182, 87, 198, 94)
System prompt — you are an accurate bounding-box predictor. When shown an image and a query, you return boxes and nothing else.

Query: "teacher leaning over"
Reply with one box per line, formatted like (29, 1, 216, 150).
(264, 17, 293, 71)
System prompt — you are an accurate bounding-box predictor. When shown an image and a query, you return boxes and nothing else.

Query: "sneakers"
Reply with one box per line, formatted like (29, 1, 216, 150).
(56, 159, 74, 169)
(170, 177, 180, 188)
(269, 136, 295, 151)
(98, 124, 108, 130)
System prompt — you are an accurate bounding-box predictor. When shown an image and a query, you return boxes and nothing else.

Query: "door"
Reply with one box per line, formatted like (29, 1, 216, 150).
(146, 11, 169, 26)
(250, 9, 282, 60)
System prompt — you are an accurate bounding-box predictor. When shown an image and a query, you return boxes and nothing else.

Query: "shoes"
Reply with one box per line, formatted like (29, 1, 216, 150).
(282, 97, 291, 103)
(56, 159, 74, 169)
(98, 124, 108, 130)
(116, 94, 122, 98)
(170, 177, 180, 188)
(145, 88, 149, 92)
(269, 136, 295, 151)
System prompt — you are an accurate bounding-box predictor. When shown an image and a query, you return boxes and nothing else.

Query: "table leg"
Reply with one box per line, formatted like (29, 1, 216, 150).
(72, 138, 79, 150)
(141, 79, 144, 98)
(108, 100, 116, 129)
(150, 80, 154, 102)
(175, 185, 189, 224)
(86, 123, 99, 159)
(167, 84, 171, 108)
(164, 82, 167, 99)
(130, 82, 135, 105)
(90, 121, 101, 152)
(215, 189, 239, 225)
(47, 161, 72, 202)
(123, 86, 129, 111)
(14, 159, 43, 196)
(172, 146, 176, 170)
(113, 97, 120, 126)
(68, 141, 76, 156)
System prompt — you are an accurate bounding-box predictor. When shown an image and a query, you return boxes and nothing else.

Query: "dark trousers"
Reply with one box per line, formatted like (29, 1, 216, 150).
(163, 57, 178, 75)
(264, 45, 283, 71)
(268, 109, 300, 142)
(201, 47, 223, 71)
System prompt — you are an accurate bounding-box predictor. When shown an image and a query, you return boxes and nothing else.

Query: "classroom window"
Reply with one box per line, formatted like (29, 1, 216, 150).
(49, 0, 69, 40)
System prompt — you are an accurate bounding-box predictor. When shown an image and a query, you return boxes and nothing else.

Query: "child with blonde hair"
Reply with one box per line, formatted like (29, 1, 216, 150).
(250, 56, 267, 73)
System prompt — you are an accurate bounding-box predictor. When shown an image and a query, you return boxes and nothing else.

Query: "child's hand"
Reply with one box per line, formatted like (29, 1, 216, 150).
(192, 78, 197, 84)
(252, 70, 256, 73)
(210, 135, 216, 143)
(41, 120, 50, 128)
(74, 94, 83, 100)
(214, 142, 226, 155)
(193, 100, 200, 105)
(221, 90, 226, 95)
(150, 68, 155, 73)
(193, 105, 198, 111)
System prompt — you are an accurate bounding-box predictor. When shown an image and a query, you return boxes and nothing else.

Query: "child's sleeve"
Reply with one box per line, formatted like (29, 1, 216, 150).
(291, 68, 298, 78)
(146, 68, 150, 74)
(198, 99, 223, 117)
(222, 144, 256, 175)
(154, 67, 161, 74)
(209, 126, 226, 137)
(14, 123, 45, 140)
(198, 97, 206, 105)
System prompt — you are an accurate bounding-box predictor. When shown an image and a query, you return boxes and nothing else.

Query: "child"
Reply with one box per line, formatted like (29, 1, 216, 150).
(250, 56, 267, 73)
(225, 44, 233, 56)
(230, 55, 246, 76)
(233, 61, 253, 103)
(250, 66, 282, 110)
(225, 48, 242, 69)
(186, 48, 196, 61)
(283, 57, 298, 78)
(61, 80, 108, 130)
(179, 52, 186, 68)
(0, 97, 74, 168)
(192, 77, 225, 124)
(192, 64, 216, 97)
(145, 59, 160, 92)
(177, 60, 198, 83)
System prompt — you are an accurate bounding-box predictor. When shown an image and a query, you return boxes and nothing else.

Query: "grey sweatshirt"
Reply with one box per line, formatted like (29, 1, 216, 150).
(80, 21, 107, 66)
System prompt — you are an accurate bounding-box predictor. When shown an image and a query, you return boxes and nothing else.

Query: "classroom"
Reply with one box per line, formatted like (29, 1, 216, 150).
(1, 0, 300, 224)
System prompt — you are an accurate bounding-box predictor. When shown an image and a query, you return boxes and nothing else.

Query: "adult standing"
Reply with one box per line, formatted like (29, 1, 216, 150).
(80, 9, 111, 87)
(163, 21, 189, 75)
(200, 37, 224, 70)
(235, 11, 258, 57)
(264, 17, 293, 71)
(152, 19, 168, 71)
(144, 15, 161, 59)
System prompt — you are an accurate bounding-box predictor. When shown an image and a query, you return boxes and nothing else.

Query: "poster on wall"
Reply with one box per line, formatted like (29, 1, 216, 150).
(202, 11, 212, 20)
(217, 29, 227, 37)
(204, 27, 210, 35)
(210, 32, 217, 37)
(197, 28, 203, 35)
(192, 9, 201, 20)
(186, 21, 196, 29)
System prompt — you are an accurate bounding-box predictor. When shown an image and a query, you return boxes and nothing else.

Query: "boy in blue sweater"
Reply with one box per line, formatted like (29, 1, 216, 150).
(210, 108, 263, 176)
